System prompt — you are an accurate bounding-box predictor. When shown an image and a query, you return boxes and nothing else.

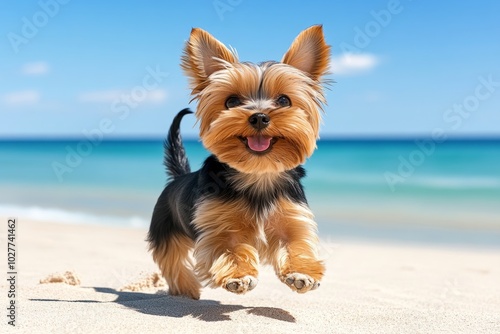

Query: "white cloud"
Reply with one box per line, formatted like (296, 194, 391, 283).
(330, 53, 379, 76)
(21, 62, 50, 76)
(1, 90, 41, 106)
(146, 89, 168, 103)
(79, 88, 168, 104)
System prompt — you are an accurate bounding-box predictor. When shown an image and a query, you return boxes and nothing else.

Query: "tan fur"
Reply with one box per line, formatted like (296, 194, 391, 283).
(192, 198, 260, 290)
(181, 26, 329, 174)
(151, 233, 201, 299)
(229, 171, 292, 196)
(260, 198, 325, 283)
(181, 28, 238, 94)
(282, 25, 331, 81)
(198, 62, 323, 173)
(190, 196, 324, 294)
(153, 26, 329, 297)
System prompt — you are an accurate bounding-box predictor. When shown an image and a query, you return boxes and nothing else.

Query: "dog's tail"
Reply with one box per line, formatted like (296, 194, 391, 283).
(164, 108, 193, 179)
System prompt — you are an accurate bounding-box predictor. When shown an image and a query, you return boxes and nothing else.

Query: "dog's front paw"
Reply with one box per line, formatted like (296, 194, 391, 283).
(282, 273, 320, 293)
(223, 275, 258, 294)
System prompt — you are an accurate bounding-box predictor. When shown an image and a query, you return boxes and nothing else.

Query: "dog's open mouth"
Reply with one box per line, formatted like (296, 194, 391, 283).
(239, 135, 277, 154)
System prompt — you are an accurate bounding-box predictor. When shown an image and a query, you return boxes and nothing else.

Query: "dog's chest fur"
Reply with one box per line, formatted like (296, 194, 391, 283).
(198, 155, 308, 223)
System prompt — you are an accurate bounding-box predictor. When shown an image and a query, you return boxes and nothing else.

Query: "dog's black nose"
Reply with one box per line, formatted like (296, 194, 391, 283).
(248, 113, 270, 130)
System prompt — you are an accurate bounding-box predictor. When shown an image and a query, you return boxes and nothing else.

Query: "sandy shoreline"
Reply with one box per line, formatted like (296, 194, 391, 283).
(1, 218, 499, 333)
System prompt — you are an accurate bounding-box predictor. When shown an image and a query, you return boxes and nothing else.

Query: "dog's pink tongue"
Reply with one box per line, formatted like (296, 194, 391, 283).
(247, 135, 272, 152)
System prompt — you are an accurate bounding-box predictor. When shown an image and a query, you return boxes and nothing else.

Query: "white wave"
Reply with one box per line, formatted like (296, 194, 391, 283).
(0, 204, 148, 228)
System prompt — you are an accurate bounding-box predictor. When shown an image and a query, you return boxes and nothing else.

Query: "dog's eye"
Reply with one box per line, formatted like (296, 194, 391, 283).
(277, 95, 291, 107)
(225, 96, 242, 109)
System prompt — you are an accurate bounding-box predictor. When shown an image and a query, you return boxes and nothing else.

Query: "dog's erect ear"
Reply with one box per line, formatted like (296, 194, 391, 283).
(181, 28, 237, 93)
(282, 25, 330, 81)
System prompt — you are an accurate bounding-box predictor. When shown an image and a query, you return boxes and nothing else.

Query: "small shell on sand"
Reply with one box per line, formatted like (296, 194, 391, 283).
(40, 271, 81, 286)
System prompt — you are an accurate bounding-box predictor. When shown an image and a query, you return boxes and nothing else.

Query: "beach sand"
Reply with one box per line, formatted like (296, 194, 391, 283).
(1, 218, 499, 333)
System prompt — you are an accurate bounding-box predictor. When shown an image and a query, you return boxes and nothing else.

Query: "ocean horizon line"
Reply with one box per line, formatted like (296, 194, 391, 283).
(1, 135, 500, 143)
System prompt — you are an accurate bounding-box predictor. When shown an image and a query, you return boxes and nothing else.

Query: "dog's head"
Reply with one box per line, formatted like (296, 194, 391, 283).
(181, 25, 330, 174)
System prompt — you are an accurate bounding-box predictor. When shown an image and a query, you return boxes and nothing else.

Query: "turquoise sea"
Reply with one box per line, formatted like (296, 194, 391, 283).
(1, 139, 499, 247)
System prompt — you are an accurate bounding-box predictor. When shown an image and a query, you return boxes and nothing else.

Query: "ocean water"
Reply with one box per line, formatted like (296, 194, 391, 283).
(1, 139, 499, 247)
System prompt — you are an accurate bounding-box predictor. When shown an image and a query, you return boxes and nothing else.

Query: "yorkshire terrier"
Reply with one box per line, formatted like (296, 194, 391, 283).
(148, 25, 330, 299)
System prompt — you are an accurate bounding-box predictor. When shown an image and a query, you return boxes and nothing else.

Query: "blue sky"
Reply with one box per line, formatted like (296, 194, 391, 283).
(1, 0, 499, 138)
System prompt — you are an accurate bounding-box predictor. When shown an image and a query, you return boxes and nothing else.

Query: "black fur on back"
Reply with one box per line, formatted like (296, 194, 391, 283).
(164, 108, 193, 180)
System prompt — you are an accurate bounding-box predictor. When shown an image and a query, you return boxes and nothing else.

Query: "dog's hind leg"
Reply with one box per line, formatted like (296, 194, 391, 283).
(151, 233, 201, 299)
